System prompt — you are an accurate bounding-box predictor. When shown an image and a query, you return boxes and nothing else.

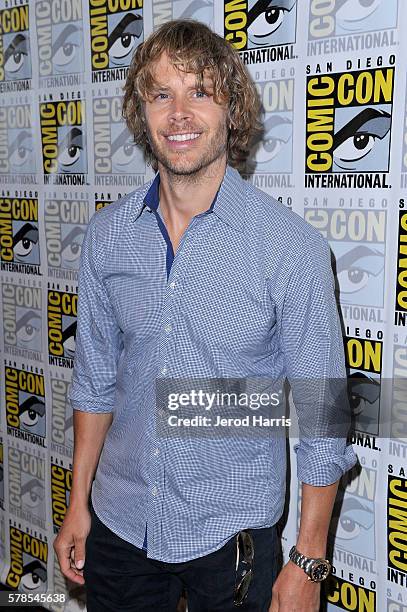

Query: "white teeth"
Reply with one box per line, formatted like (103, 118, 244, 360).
(167, 133, 200, 142)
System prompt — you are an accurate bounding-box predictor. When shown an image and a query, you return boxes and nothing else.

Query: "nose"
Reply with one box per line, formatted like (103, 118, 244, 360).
(167, 94, 194, 123)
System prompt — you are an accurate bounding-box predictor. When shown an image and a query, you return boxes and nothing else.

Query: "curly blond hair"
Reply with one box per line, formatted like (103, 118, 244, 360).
(122, 19, 261, 169)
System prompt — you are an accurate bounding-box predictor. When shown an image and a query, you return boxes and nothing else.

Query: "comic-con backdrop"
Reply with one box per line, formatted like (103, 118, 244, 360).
(0, 1, 406, 610)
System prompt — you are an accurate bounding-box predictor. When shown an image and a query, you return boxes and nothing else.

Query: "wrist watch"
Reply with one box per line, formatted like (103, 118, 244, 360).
(288, 545, 331, 582)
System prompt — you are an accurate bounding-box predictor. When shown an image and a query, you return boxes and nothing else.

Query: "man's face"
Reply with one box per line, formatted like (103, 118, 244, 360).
(143, 53, 229, 176)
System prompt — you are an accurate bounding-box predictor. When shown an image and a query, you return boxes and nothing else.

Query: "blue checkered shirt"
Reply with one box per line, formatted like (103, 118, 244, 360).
(69, 165, 357, 562)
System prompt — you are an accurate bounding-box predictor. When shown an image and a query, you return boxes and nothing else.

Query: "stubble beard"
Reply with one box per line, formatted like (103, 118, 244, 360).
(145, 120, 229, 182)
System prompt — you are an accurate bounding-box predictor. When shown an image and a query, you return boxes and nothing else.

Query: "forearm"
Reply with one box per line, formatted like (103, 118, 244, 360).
(296, 480, 339, 558)
(69, 409, 113, 508)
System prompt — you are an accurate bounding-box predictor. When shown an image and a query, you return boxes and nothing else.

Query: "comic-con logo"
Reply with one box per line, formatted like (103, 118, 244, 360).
(90, 0, 143, 82)
(44, 198, 89, 279)
(93, 94, 145, 186)
(4, 366, 46, 445)
(324, 575, 376, 612)
(39, 99, 87, 184)
(6, 526, 47, 593)
(2, 280, 42, 360)
(0, 197, 40, 273)
(36, 0, 84, 82)
(47, 286, 77, 367)
(51, 460, 71, 533)
(305, 207, 386, 312)
(0, 5, 32, 87)
(224, 0, 297, 64)
(390, 341, 407, 443)
(394, 210, 407, 327)
(8, 446, 46, 528)
(0, 104, 36, 176)
(387, 471, 407, 585)
(345, 335, 382, 436)
(245, 77, 293, 181)
(305, 64, 394, 188)
(308, 0, 398, 54)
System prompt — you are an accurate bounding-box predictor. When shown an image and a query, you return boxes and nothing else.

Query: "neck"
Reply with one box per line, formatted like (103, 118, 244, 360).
(157, 157, 227, 224)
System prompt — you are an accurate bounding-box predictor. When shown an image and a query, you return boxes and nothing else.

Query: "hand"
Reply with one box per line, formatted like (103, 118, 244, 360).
(269, 561, 321, 612)
(53, 505, 91, 585)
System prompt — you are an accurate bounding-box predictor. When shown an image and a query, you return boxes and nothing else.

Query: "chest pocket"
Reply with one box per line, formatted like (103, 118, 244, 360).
(182, 258, 276, 356)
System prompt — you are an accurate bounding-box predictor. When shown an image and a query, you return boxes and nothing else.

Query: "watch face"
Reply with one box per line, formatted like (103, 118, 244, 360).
(310, 561, 330, 582)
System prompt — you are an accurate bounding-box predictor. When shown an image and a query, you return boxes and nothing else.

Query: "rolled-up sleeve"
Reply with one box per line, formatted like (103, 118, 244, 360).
(69, 215, 123, 413)
(280, 232, 358, 485)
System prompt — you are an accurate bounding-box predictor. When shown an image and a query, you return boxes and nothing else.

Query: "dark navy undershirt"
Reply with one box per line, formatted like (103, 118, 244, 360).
(141, 172, 219, 551)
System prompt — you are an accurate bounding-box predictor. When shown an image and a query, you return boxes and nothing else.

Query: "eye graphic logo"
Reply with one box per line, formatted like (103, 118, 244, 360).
(89, 0, 143, 80)
(345, 336, 382, 436)
(0, 5, 31, 83)
(0, 105, 36, 175)
(6, 527, 48, 592)
(8, 447, 46, 527)
(39, 100, 87, 175)
(308, 0, 398, 40)
(306, 67, 394, 175)
(93, 95, 145, 184)
(224, 0, 297, 51)
(329, 466, 376, 560)
(48, 289, 77, 366)
(36, 0, 84, 78)
(247, 78, 293, 174)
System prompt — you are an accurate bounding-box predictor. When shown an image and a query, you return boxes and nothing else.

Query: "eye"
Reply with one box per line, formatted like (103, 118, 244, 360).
(109, 34, 137, 61)
(58, 145, 82, 168)
(248, 6, 288, 38)
(21, 571, 44, 591)
(61, 239, 83, 263)
(10, 145, 31, 167)
(14, 237, 34, 257)
(54, 42, 78, 67)
(112, 141, 138, 168)
(22, 485, 44, 508)
(336, 0, 381, 23)
(64, 335, 76, 354)
(4, 50, 27, 73)
(336, 247, 384, 295)
(17, 317, 41, 344)
(255, 138, 285, 163)
(334, 133, 376, 163)
(20, 408, 40, 428)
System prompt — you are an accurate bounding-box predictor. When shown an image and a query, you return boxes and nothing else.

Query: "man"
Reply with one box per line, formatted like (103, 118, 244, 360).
(54, 19, 357, 612)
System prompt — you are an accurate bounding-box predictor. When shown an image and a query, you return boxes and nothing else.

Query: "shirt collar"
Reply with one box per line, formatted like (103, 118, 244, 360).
(131, 165, 246, 231)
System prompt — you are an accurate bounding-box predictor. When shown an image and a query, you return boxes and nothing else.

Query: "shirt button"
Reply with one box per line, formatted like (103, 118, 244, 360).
(154, 448, 160, 456)
(152, 486, 158, 496)
(169, 281, 176, 289)
(161, 367, 168, 375)
(164, 323, 172, 333)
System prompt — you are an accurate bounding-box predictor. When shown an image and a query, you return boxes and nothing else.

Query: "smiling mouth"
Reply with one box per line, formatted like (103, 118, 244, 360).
(165, 132, 201, 142)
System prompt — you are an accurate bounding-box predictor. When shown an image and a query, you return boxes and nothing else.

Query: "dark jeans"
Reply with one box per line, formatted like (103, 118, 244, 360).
(84, 503, 280, 612)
